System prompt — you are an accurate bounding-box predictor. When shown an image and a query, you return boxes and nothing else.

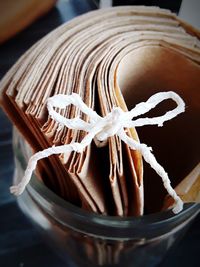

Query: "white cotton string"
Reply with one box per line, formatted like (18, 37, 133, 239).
(10, 91, 185, 214)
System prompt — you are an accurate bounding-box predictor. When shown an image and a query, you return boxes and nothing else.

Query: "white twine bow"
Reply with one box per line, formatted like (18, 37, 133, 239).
(10, 91, 185, 214)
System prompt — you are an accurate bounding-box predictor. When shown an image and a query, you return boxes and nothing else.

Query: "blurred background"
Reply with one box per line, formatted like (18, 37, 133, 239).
(0, 0, 199, 266)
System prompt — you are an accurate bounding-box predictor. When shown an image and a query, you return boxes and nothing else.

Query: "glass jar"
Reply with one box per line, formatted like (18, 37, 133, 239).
(13, 128, 200, 267)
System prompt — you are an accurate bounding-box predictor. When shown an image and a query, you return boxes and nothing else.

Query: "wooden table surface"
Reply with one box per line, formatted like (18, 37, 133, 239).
(0, 1, 199, 266)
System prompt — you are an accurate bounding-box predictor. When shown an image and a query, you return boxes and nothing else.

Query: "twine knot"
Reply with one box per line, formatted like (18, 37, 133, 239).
(96, 107, 125, 141)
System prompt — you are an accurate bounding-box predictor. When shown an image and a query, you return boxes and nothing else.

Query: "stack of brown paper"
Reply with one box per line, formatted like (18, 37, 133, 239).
(0, 6, 200, 216)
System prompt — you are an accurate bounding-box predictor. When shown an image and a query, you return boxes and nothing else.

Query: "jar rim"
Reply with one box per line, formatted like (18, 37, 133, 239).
(26, 175, 200, 240)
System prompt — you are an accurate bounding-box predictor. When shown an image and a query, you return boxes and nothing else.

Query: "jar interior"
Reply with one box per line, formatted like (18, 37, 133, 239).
(117, 45, 200, 212)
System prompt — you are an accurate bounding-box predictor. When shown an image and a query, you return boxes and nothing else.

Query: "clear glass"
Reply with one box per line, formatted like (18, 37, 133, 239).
(13, 128, 200, 267)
